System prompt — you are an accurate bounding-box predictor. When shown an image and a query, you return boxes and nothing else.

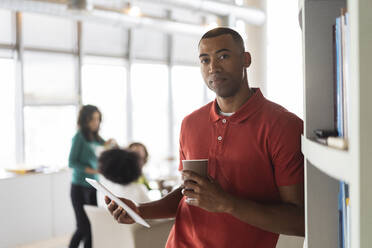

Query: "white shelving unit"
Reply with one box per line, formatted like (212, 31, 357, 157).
(301, 136, 352, 183)
(300, 0, 372, 247)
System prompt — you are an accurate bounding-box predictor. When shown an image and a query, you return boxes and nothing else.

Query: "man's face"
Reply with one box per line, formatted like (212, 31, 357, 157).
(199, 34, 249, 98)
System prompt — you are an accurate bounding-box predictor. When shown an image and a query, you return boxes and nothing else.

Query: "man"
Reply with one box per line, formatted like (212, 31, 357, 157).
(106, 27, 304, 248)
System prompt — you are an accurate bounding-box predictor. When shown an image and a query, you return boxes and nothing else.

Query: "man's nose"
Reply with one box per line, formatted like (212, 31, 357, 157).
(208, 59, 221, 73)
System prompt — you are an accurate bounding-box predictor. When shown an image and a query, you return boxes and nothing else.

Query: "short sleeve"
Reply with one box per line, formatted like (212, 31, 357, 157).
(178, 119, 187, 171)
(269, 114, 304, 187)
(178, 136, 186, 171)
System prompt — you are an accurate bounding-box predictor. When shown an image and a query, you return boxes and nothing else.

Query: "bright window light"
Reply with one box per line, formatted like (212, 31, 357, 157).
(172, 66, 205, 160)
(82, 22, 128, 56)
(206, 22, 218, 30)
(23, 52, 76, 103)
(22, 12, 74, 50)
(235, 0, 244, 6)
(125, 5, 141, 17)
(0, 9, 12, 44)
(0, 58, 16, 168)
(24, 106, 77, 169)
(82, 63, 127, 146)
(205, 84, 216, 103)
(267, 1, 303, 119)
(131, 63, 169, 179)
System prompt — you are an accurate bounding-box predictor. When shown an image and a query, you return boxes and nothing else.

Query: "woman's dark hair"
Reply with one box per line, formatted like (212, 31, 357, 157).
(77, 105, 104, 142)
(98, 148, 141, 185)
(128, 142, 149, 164)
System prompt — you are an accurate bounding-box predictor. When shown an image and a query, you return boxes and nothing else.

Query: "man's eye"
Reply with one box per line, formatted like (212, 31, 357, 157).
(200, 58, 209, 64)
(219, 54, 229, 60)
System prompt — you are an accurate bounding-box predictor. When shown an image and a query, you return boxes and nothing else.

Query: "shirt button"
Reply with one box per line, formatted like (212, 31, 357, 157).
(218, 136, 222, 141)
(222, 119, 227, 124)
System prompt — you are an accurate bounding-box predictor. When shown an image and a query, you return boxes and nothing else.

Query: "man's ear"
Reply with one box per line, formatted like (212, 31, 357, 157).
(243, 52, 251, 68)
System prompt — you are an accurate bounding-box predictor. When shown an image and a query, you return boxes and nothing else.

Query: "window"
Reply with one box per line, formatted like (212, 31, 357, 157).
(22, 13, 75, 50)
(131, 63, 169, 179)
(132, 29, 167, 60)
(1, 10, 230, 179)
(22, 51, 78, 170)
(0, 9, 12, 44)
(171, 66, 205, 154)
(267, 1, 303, 118)
(0, 58, 16, 168)
(82, 61, 127, 146)
(82, 22, 128, 56)
(23, 52, 76, 104)
(24, 106, 77, 169)
(172, 34, 200, 64)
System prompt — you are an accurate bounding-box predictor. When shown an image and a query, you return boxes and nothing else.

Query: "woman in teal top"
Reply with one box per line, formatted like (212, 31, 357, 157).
(68, 105, 109, 248)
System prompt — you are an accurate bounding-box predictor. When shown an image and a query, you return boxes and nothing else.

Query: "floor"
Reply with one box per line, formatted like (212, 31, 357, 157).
(14, 235, 83, 248)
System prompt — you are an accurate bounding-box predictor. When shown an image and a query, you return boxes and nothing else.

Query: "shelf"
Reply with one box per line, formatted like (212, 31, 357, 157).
(301, 136, 353, 183)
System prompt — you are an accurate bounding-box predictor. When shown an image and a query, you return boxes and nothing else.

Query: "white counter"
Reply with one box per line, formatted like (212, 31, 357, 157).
(0, 169, 75, 248)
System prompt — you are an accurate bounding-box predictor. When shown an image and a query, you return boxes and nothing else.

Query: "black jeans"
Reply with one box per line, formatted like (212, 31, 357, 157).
(69, 184, 97, 248)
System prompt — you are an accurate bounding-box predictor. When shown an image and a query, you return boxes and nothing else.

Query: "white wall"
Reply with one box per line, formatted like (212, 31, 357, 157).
(244, 0, 267, 95)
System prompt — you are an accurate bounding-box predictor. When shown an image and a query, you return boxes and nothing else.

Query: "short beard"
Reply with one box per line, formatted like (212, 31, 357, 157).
(209, 83, 241, 98)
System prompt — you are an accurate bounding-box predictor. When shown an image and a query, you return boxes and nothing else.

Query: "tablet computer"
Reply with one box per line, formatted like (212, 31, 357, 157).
(85, 178, 150, 228)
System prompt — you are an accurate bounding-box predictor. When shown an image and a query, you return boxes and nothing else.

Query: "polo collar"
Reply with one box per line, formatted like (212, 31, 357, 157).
(209, 88, 265, 124)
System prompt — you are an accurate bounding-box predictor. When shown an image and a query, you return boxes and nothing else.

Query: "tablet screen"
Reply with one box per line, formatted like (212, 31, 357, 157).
(85, 178, 150, 228)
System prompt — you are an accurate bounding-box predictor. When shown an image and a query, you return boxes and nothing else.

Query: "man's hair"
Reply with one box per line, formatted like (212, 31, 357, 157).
(98, 148, 141, 185)
(199, 27, 245, 52)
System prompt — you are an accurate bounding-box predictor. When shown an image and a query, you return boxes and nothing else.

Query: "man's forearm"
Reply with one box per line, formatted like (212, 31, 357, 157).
(226, 196, 305, 236)
(139, 187, 183, 219)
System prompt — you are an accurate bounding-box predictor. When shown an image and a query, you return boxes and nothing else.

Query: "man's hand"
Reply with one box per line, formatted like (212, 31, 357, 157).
(182, 171, 305, 236)
(105, 196, 140, 224)
(182, 171, 233, 213)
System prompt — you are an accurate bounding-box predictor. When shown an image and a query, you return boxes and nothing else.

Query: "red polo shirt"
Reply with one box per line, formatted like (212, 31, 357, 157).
(166, 88, 304, 248)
